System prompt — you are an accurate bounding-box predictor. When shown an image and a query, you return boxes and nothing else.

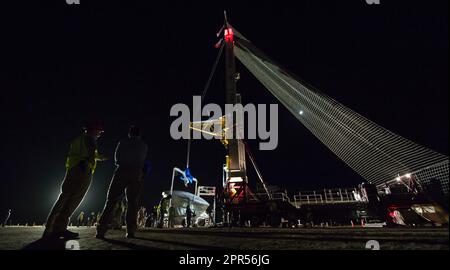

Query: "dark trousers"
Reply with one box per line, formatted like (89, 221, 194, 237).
(45, 166, 92, 234)
(98, 167, 143, 234)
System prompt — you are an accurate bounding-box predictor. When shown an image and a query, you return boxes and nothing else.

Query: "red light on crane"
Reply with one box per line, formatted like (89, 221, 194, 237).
(224, 27, 234, 43)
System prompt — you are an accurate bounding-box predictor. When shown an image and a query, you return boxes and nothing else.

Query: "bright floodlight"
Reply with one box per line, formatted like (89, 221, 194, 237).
(396, 177, 401, 181)
(299, 110, 304, 115)
(405, 173, 411, 178)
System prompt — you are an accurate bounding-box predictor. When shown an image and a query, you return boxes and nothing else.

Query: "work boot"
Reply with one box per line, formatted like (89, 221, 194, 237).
(44, 229, 79, 239)
(59, 230, 80, 239)
(95, 226, 107, 239)
(95, 233, 105, 239)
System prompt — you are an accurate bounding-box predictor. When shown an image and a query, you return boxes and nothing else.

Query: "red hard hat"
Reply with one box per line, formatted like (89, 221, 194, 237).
(83, 121, 104, 132)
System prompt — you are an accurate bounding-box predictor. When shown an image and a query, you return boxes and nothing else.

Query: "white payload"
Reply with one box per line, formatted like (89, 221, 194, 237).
(165, 190, 210, 226)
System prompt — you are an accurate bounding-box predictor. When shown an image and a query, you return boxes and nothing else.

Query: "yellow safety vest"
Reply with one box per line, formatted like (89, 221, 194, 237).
(65, 135, 100, 174)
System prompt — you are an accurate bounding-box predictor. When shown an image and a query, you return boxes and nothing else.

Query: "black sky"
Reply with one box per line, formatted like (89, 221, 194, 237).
(0, 0, 448, 224)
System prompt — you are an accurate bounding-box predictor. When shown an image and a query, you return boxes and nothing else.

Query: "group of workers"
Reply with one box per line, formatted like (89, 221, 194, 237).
(76, 211, 101, 227)
(155, 193, 196, 228)
(43, 122, 148, 240)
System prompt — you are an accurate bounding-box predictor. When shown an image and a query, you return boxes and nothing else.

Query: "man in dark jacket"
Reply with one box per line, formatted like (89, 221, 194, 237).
(96, 125, 148, 238)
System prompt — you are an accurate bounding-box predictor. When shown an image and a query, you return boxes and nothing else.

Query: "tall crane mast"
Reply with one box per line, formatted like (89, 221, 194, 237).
(222, 13, 248, 207)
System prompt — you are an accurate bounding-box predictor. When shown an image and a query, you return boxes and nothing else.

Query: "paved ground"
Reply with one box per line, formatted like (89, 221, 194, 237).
(0, 226, 448, 250)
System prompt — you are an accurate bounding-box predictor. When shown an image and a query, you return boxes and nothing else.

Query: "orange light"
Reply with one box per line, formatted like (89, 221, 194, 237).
(229, 183, 237, 196)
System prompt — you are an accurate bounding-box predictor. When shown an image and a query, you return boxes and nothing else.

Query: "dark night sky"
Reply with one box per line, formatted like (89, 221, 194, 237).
(0, 0, 448, 224)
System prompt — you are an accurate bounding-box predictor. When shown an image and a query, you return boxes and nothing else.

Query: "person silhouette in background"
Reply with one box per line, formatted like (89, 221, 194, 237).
(2, 209, 12, 227)
(77, 211, 84, 227)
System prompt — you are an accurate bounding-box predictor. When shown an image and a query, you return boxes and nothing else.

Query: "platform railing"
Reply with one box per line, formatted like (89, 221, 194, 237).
(293, 188, 361, 207)
(250, 192, 291, 202)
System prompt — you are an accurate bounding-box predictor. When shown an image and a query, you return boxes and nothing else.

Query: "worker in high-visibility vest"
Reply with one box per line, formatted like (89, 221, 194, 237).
(76, 211, 84, 227)
(43, 122, 107, 239)
(157, 192, 171, 228)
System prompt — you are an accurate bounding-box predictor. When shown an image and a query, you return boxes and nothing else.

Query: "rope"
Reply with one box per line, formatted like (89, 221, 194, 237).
(244, 141, 272, 199)
(186, 41, 225, 168)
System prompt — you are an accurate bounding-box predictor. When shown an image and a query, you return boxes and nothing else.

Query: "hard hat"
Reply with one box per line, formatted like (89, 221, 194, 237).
(83, 121, 104, 132)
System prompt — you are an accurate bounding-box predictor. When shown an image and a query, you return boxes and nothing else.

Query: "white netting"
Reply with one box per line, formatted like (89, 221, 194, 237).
(232, 27, 449, 194)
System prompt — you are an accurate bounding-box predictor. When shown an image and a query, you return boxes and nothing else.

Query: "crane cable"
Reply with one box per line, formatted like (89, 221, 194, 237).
(186, 41, 225, 168)
(244, 142, 272, 200)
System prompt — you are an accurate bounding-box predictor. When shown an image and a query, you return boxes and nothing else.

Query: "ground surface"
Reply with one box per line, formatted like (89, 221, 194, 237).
(0, 226, 448, 250)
